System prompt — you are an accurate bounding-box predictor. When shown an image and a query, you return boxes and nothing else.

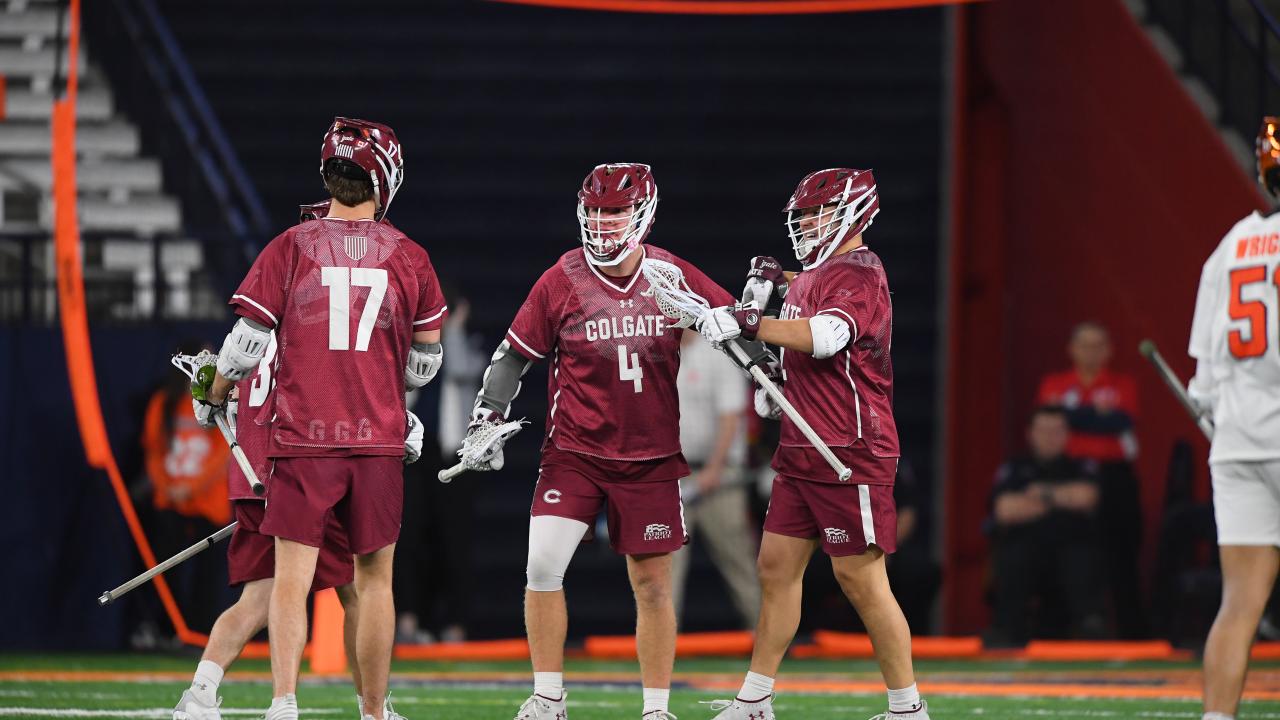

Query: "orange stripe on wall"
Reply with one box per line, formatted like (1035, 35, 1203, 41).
(50, 0, 199, 646)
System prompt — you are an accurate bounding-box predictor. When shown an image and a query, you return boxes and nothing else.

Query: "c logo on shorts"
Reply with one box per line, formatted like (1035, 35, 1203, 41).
(543, 489, 562, 504)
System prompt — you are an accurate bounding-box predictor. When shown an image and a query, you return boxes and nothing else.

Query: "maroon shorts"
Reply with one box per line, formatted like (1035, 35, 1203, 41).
(259, 456, 403, 555)
(763, 474, 897, 557)
(227, 501, 354, 591)
(531, 446, 688, 555)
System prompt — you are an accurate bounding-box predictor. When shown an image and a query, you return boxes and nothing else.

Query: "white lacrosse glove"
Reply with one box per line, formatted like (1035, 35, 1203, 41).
(754, 386, 783, 420)
(698, 302, 761, 345)
(225, 387, 240, 435)
(741, 255, 789, 308)
(461, 408, 512, 472)
(192, 398, 220, 429)
(404, 410, 424, 465)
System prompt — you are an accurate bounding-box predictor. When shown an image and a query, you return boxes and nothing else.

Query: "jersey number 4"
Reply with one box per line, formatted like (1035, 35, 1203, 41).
(321, 267, 388, 352)
(618, 344, 643, 393)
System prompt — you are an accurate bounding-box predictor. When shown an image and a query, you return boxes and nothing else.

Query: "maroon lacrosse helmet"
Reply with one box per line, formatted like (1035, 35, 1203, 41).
(784, 168, 880, 269)
(298, 199, 331, 223)
(319, 117, 404, 221)
(576, 162, 659, 267)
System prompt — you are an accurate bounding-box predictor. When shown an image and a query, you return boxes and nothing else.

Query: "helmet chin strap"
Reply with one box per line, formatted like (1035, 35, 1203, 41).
(584, 243, 637, 268)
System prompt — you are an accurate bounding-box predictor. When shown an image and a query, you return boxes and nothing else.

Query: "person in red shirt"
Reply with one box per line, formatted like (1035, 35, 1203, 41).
(1037, 321, 1145, 639)
(696, 169, 928, 720)
(193, 118, 447, 720)
(458, 163, 731, 720)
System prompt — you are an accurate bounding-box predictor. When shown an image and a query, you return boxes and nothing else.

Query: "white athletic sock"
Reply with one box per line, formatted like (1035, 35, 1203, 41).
(642, 687, 670, 714)
(191, 660, 223, 705)
(1203, 714, 1235, 720)
(266, 693, 299, 720)
(534, 671, 564, 701)
(887, 683, 922, 713)
(738, 671, 774, 702)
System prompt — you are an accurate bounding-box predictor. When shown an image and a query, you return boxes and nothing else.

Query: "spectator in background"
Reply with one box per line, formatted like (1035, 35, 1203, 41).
(1037, 321, 1145, 638)
(671, 330, 761, 629)
(986, 406, 1106, 647)
(139, 363, 232, 638)
(395, 292, 486, 644)
(887, 459, 939, 634)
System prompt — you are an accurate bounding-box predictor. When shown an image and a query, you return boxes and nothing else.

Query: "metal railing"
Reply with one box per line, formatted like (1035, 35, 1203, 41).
(80, 0, 270, 261)
(0, 233, 233, 326)
(1146, 0, 1280, 145)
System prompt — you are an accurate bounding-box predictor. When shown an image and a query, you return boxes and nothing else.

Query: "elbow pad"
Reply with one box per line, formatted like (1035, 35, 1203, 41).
(475, 340, 532, 416)
(809, 315, 851, 360)
(216, 318, 271, 380)
(405, 342, 443, 389)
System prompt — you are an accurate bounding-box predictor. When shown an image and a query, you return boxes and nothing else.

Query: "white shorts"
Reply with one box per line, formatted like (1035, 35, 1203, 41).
(1212, 460, 1280, 546)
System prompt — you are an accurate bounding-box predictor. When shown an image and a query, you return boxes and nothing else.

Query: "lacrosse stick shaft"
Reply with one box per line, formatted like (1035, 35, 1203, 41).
(438, 463, 467, 483)
(1139, 340, 1213, 440)
(97, 522, 237, 606)
(214, 412, 265, 496)
(724, 342, 854, 482)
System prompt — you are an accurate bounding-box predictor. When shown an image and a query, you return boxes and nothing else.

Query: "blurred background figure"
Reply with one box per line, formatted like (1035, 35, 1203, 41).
(396, 291, 486, 645)
(986, 406, 1106, 647)
(671, 330, 761, 629)
(886, 459, 940, 635)
(132, 344, 232, 646)
(1037, 321, 1146, 638)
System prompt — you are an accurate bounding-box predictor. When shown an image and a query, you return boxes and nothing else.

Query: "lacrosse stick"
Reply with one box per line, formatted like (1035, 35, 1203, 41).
(641, 258, 854, 482)
(1139, 340, 1214, 440)
(438, 417, 528, 483)
(97, 521, 237, 606)
(171, 351, 265, 496)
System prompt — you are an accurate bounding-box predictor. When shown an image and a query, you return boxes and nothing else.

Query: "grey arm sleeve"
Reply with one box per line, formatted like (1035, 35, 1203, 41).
(474, 340, 533, 417)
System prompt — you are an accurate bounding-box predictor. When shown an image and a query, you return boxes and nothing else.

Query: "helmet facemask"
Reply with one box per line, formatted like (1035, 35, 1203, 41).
(786, 182, 878, 269)
(577, 196, 657, 267)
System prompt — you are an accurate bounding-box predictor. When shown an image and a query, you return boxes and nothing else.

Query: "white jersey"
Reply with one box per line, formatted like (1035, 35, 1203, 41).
(1188, 209, 1280, 463)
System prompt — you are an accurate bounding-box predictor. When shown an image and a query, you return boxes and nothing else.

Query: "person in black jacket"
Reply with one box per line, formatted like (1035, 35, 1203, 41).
(986, 406, 1108, 647)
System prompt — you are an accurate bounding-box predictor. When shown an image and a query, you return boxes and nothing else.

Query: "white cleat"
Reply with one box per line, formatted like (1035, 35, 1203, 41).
(702, 696, 774, 720)
(173, 688, 222, 720)
(515, 691, 568, 720)
(643, 712, 678, 719)
(869, 700, 930, 720)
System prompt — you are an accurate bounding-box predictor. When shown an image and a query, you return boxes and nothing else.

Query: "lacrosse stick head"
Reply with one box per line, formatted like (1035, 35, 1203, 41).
(459, 417, 527, 470)
(172, 350, 219, 401)
(640, 258, 710, 330)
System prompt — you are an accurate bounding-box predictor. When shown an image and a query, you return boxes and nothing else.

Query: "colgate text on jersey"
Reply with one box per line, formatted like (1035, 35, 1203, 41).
(583, 313, 669, 342)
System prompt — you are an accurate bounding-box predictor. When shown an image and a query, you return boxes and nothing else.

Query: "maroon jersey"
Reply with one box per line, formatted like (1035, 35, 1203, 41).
(506, 246, 733, 463)
(230, 218, 447, 457)
(771, 247, 899, 485)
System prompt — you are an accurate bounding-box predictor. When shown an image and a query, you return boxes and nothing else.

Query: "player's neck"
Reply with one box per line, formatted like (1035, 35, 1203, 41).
(836, 234, 864, 255)
(1076, 366, 1103, 384)
(598, 246, 644, 278)
(325, 198, 377, 221)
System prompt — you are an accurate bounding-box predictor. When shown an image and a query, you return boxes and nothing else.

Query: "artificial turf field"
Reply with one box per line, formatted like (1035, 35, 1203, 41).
(3, 655, 1280, 719)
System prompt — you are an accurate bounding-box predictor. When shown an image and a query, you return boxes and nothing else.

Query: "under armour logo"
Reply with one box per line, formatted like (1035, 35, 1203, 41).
(543, 489, 562, 504)
(620, 299, 635, 308)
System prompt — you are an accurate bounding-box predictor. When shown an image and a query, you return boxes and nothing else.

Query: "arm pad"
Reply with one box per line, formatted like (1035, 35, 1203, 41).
(216, 318, 271, 381)
(405, 342, 443, 389)
(474, 340, 532, 417)
(809, 314, 851, 360)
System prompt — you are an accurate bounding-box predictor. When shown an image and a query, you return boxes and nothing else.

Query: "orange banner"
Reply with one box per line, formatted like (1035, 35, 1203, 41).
(51, 0, 198, 645)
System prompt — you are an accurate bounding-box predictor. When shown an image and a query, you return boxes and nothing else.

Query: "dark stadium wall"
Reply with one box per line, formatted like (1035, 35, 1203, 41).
(943, 0, 1267, 633)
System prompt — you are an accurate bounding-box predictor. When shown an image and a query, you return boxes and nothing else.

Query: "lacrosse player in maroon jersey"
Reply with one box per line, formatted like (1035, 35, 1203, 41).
(191, 119, 447, 720)
(173, 201, 426, 720)
(456, 163, 732, 720)
(697, 169, 928, 720)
